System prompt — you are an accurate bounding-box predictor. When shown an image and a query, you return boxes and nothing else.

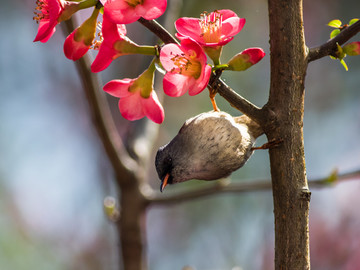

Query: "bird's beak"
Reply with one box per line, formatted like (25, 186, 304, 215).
(160, 173, 170, 192)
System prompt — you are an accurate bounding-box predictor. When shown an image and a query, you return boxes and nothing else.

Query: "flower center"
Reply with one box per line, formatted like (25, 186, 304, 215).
(91, 22, 104, 50)
(170, 52, 201, 79)
(33, 0, 49, 23)
(125, 0, 143, 8)
(199, 11, 223, 43)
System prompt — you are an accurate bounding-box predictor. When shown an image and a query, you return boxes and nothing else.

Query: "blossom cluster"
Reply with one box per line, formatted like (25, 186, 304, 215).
(33, 0, 266, 124)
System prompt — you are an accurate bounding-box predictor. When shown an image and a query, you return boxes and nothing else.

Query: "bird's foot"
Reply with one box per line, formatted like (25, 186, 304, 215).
(209, 88, 220, 111)
(251, 138, 284, 150)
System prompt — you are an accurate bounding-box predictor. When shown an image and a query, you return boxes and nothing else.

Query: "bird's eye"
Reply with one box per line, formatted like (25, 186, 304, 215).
(165, 156, 172, 166)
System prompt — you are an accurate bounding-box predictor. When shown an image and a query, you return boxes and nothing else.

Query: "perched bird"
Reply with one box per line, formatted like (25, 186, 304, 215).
(155, 111, 264, 192)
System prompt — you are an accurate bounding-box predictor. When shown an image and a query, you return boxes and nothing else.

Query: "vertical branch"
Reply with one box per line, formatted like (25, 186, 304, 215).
(266, 0, 310, 269)
(62, 18, 149, 270)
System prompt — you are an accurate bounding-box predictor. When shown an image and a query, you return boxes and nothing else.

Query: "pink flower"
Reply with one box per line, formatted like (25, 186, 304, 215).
(103, 63, 164, 123)
(100, 0, 167, 24)
(175, 9, 246, 48)
(227, 48, 265, 71)
(160, 38, 212, 97)
(91, 16, 156, 72)
(33, 0, 64, 42)
(33, 0, 80, 43)
(64, 8, 99, 61)
(90, 17, 129, 72)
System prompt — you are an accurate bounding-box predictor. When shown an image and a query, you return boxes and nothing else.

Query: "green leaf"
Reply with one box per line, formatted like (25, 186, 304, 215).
(330, 29, 341, 39)
(334, 43, 345, 59)
(328, 19, 342, 28)
(340, 59, 348, 71)
(323, 169, 338, 185)
(349, 18, 359, 25)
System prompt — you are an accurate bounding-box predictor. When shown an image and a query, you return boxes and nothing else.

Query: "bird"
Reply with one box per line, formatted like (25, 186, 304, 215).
(155, 110, 264, 192)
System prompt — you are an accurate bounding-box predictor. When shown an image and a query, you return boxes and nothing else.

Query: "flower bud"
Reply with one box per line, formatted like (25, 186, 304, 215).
(343, 42, 360, 56)
(226, 48, 265, 71)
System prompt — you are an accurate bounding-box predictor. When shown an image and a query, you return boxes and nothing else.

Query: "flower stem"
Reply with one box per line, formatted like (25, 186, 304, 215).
(78, 0, 99, 10)
(212, 64, 229, 71)
(136, 45, 157, 56)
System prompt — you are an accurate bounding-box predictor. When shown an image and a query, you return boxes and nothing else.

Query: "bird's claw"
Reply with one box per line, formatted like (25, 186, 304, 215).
(251, 138, 284, 150)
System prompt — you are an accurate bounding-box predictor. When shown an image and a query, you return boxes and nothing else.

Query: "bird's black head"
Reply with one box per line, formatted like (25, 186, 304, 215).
(155, 146, 174, 192)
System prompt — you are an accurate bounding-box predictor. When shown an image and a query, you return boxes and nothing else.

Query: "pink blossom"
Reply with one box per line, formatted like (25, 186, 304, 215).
(33, 0, 80, 43)
(64, 8, 99, 61)
(91, 16, 156, 72)
(100, 0, 167, 24)
(33, 0, 64, 42)
(90, 17, 129, 72)
(175, 9, 246, 48)
(160, 38, 212, 97)
(103, 66, 164, 124)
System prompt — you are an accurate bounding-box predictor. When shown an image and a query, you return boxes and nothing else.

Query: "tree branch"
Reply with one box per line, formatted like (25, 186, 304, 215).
(138, 18, 264, 123)
(209, 77, 264, 123)
(308, 20, 360, 62)
(145, 169, 360, 206)
(62, 19, 139, 181)
(138, 17, 179, 44)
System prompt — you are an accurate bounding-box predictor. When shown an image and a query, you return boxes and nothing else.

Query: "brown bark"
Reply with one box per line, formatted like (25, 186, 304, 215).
(265, 0, 310, 269)
(118, 177, 147, 270)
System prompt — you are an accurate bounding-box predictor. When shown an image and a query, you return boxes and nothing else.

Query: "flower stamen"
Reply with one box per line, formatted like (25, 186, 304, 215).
(33, 0, 48, 23)
(199, 10, 223, 43)
(91, 22, 103, 50)
(170, 54, 201, 78)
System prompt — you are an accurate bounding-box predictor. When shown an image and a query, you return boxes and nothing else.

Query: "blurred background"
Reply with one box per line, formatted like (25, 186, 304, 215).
(1, 0, 360, 269)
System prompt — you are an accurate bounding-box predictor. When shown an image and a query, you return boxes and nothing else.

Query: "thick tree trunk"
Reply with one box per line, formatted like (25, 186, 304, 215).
(265, 0, 311, 269)
(117, 178, 147, 270)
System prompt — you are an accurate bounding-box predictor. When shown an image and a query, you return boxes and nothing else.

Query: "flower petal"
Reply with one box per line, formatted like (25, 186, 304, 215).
(175, 17, 203, 42)
(103, 0, 140, 24)
(33, 19, 57, 42)
(163, 73, 190, 97)
(64, 31, 90, 61)
(159, 43, 184, 71)
(142, 91, 165, 124)
(91, 43, 116, 72)
(103, 79, 134, 98)
(217, 9, 239, 21)
(180, 38, 207, 64)
(139, 0, 167, 20)
(118, 93, 145, 121)
(188, 64, 211, 96)
(222, 17, 246, 38)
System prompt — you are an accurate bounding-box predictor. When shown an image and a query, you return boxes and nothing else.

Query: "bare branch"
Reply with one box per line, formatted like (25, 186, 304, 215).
(209, 77, 264, 123)
(308, 20, 360, 62)
(146, 169, 360, 206)
(62, 19, 138, 181)
(138, 19, 264, 123)
(138, 18, 179, 44)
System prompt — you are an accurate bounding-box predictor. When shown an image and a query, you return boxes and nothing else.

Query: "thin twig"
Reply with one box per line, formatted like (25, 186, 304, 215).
(308, 20, 360, 62)
(146, 169, 360, 205)
(138, 18, 179, 44)
(138, 19, 264, 123)
(211, 77, 263, 123)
